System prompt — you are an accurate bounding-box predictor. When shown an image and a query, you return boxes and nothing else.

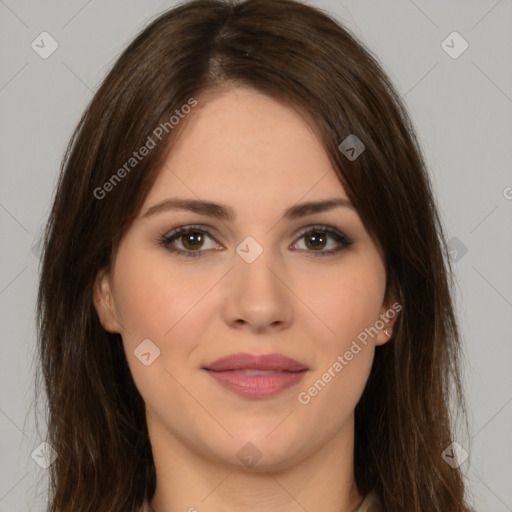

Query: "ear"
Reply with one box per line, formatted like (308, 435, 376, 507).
(92, 267, 122, 333)
(375, 293, 401, 347)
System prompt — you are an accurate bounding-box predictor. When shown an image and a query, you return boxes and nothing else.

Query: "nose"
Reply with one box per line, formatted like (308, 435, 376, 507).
(220, 247, 294, 334)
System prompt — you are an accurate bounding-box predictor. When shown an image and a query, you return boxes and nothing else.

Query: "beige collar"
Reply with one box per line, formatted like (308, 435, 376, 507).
(354, 489, 382, 512)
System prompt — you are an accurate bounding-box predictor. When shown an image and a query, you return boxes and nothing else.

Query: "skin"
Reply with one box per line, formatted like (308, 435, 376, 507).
(93, 86, 398, 512)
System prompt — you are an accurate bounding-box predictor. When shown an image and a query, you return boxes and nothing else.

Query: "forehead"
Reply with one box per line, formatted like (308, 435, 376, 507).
(143, 87, 348, 212)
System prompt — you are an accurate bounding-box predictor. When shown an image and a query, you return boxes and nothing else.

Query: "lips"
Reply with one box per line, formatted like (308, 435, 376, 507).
(204, 353, 309, 372)
(203, 353, 309, 399)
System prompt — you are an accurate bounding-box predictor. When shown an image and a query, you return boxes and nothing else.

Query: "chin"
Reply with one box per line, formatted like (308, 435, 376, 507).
(211, 427, 306, 471)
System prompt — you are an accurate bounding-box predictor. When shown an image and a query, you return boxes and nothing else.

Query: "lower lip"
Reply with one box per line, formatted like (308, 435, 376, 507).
(204, 369, 308, 399)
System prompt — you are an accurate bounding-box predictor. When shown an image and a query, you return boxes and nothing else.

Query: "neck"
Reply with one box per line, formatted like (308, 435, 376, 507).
(146, 412, 363, 512)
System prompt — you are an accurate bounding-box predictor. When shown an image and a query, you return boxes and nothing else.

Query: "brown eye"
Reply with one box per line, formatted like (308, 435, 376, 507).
(160, 226, 222, 258)
(292, 226, 353, 256)
(180, 231, 205, 250)
(304, 231, 328, 251)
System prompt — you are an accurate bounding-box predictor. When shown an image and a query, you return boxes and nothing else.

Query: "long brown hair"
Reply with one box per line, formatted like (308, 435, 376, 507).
(35, 0, 472, 510)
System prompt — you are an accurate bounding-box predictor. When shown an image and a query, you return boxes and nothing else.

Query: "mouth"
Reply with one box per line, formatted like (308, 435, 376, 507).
(202, 353, 309, 399)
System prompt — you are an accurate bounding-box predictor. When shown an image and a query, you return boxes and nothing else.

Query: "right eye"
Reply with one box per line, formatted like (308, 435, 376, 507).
(160, 225, 223, 258)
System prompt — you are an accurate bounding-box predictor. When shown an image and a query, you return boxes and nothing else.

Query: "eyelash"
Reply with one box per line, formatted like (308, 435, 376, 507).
(159, 224, 353, 259)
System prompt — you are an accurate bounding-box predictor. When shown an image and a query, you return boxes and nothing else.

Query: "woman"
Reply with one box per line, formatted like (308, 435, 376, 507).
(35, 0, 472, 511)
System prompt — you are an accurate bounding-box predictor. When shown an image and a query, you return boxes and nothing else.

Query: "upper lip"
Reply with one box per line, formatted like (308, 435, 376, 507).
(203, 352, 309, 372)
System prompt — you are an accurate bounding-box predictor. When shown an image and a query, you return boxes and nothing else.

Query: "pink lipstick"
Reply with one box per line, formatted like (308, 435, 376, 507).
(203, 353, 309, 399)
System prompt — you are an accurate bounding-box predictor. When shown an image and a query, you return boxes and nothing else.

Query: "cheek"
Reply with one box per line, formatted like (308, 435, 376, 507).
(112, 243, 205, 341)
(297, 284, 381, 432)
(304, 256, 386, 352)
(111, 243, 218, 381)
(296, 253, 385, 414)
(111, 245, 207, 416)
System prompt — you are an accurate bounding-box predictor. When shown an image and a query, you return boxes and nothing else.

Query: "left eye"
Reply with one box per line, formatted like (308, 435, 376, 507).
(160, 225, 352, 258)
(291, 226, 353, 256)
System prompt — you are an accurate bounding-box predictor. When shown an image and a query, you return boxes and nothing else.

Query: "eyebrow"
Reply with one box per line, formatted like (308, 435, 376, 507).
(142, 197, 355, 221)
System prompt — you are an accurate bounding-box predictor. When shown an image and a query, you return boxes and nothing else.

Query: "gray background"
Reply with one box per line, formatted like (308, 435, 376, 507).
(1, 0, 511, 510)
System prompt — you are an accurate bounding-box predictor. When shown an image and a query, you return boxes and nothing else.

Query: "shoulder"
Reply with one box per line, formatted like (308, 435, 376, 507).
(354, 489, 382, 512)
(140, 499, 153, 512)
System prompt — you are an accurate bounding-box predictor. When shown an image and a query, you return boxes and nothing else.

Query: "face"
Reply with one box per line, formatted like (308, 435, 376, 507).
(94, 86, 397, 471)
